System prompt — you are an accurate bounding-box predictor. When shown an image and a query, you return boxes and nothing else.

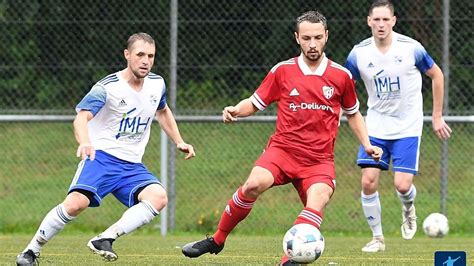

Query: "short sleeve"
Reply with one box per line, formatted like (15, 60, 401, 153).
(75, 85, 106, 115)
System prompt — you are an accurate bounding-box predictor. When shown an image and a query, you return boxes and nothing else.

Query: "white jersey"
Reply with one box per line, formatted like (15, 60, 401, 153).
(76, 71, 166, 163)
(345, 32, 435, 139)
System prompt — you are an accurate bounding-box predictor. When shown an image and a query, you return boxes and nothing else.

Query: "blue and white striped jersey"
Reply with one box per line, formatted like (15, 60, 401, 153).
(345, 32, 435, 139)
(76, 71, 166, 162)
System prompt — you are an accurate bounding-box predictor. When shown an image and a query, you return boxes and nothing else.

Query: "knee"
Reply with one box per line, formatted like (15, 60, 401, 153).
(63, 193, 89, 216)
(241, 181, 263, 199)
(144, 190, 168, 211)
(361, 177, 376, 189)
(395, 183, 411, 194)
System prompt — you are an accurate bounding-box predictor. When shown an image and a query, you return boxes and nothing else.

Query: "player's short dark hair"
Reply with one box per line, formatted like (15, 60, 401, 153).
(369, 0, 395, 16)
(127, 32, 155, 49)
(295, 11, 327, 32)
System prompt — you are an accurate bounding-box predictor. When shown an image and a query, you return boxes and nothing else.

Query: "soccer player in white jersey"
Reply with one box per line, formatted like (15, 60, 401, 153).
(181, 11, 382, 266)
(344, 0, 452, 252)
(16, 32, 195, 265)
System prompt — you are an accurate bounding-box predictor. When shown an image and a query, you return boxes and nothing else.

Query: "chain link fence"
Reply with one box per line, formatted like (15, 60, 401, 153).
(1, 0, 472, 236)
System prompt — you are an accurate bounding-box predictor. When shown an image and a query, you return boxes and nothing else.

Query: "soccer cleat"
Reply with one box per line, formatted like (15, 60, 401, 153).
(16, 249, 39, 266)
(281, 255, 301, 266)
(182, 236, 224, 258)
(87, 235, 118, 261)
(361, 238, 385, 252)
(401, 205, 417, 240)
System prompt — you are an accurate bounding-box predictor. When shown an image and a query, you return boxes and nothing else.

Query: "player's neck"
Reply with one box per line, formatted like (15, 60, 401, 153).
(303, 56, 323, 72)
(120, 69, 144, 92)
(374, 33, 393, 54)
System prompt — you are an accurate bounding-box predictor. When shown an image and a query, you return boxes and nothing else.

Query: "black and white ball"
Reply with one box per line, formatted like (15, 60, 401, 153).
(283, 223, 325, 264)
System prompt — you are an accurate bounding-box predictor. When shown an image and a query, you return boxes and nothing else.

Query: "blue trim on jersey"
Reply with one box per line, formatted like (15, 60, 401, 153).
(99, 74, 119, 85)
(356, 136, 420, 174)
(414, 45, 434, 73)
(344, 50, 360, 80)
(76, 85, 106, 116)
(157, 83, 167, 110)
(147, 73, 163, 80)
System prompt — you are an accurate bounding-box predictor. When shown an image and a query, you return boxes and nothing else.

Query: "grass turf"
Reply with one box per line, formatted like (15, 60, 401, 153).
(2, 233, 472, 265)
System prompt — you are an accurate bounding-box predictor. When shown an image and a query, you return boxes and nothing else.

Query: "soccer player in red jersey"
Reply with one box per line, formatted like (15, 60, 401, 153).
(182, 10, 382, 265)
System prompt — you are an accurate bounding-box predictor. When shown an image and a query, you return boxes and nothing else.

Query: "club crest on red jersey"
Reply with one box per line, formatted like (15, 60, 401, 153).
(322, 86, 334, 99)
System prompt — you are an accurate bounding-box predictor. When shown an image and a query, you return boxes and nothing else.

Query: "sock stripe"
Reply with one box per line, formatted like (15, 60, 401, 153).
(361, 192, 379, 204)
(298, 210, 322, 226)
(232, 192, 254, 209)
(141, 201, 159, 216)
(55, 205, 72, 223)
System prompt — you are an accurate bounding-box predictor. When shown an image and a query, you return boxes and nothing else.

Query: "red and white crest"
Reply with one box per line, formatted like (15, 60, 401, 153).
(322, 86, 334, 99)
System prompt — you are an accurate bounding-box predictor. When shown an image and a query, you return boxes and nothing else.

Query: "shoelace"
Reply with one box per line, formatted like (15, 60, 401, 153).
(366, 239, 382, 247)
(402, 214, 417, 229)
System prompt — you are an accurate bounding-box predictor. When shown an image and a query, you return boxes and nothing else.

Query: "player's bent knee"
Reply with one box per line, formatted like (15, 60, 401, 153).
(139, 189, 168, 211)
(63, 193, 90, 216)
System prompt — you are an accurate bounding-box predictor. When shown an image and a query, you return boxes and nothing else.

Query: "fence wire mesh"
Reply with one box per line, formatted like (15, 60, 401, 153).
(0, 0, 472, 236)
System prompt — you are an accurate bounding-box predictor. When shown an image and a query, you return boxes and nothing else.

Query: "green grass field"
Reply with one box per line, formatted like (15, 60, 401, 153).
(1, 233, 472, 265)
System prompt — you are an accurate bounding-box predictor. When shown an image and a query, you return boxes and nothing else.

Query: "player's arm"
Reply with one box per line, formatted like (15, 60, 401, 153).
(222, 98, 258, 123)
(73, 110, 95, 160)
(155, 104, 195, 159)
(425, 63, 452, 140)
(346, 111, 382, 161)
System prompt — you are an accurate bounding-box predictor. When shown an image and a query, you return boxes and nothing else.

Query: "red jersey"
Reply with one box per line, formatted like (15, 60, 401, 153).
(250, 54, 359, 164)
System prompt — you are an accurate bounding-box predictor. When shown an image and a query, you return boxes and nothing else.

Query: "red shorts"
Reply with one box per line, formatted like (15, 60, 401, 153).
(254, 146, 336, 205)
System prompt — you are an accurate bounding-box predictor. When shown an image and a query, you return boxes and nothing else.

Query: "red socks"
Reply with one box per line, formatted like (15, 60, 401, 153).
(293, 207, 323, 228)
(213, 187, 255, 245)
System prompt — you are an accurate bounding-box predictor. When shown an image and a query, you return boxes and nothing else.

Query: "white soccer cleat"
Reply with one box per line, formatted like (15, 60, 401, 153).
(401, 205, 417, 240)
(361, 238, 385, 252)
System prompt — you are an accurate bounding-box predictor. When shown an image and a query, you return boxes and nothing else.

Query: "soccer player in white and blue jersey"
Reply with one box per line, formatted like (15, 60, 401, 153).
(344, 0, 452, 253)
(16, 33, 195, 265)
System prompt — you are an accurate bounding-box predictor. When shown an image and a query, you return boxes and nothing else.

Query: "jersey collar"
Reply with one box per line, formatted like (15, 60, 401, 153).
(297, 53, 328, 76)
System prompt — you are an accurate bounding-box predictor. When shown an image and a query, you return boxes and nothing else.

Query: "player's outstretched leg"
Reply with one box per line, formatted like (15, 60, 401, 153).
(87, 235, 118, 261)
(401, 205, 417, 239)
(16, 249, 39, 266)
(182, 236, 224, 258)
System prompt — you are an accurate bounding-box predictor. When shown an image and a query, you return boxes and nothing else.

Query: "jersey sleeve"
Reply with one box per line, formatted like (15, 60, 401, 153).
(341, 75, 359, 115)
(75, 85, 106, 115)
(414, 42, 435, 73)
(250, 70, 281, 111)
(344, 48, 361, 80)
(157, 81, 167, 110)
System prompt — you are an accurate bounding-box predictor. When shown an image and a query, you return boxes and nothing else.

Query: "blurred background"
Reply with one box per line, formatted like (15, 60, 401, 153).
(0, 0, 472, 237)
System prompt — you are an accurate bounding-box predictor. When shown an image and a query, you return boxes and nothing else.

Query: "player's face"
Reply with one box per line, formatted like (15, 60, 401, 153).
(124, 40, 156, 79)
(295, 21, 328, 64)
(368, 7, 396, 41)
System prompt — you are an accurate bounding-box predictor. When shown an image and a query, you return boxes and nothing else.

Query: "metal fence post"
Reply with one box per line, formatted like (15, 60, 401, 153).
(168, 0, 179, 231)
(440, 0, 450, 215)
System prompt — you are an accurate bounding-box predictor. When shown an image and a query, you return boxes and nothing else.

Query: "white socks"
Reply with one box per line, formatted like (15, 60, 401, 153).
(397, 184, 417, 210)
(100, 200, 159, 239)
(361, 191, 383, 237)
(26, 204, 75, 253)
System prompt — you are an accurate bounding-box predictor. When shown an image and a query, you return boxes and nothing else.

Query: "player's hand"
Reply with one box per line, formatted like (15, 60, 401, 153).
(222, 106, 238, 123)
(177, 142, 196, 160)
(365, 145, 383, 162)
(432, 116, 452, 140)
(76, 143, 95, 161)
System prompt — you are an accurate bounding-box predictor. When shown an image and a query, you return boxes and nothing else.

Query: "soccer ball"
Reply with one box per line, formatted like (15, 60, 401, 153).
(282, 223, 325, 264)
(422, 213, 449, 238)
